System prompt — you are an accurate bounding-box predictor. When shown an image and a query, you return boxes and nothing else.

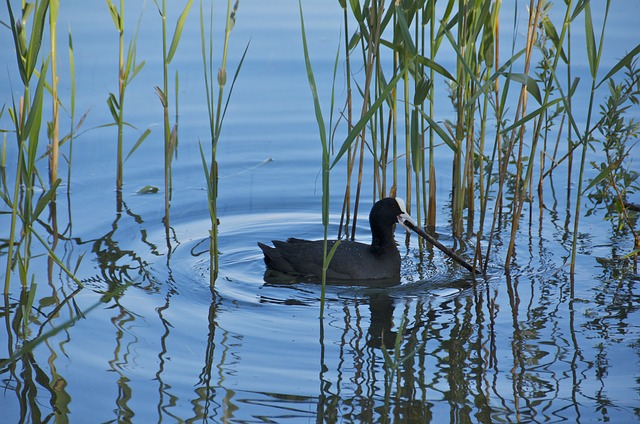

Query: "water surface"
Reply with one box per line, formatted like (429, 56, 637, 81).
(1, 1, 640, 422)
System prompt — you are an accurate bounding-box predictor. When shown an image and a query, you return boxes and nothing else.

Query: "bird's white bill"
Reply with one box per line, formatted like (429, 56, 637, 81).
(397, 212, 415, 233)
(394, 197, 415, 233)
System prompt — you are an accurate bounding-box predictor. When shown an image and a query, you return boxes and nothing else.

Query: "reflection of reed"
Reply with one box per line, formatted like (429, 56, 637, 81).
(190, 293, 230, 422)
(155, 292, 176, 421)
(312, 278, 524, 423)
(108, 304, 136, 422)
(84, 202, 163, 290)
(0, 200, 165, 421)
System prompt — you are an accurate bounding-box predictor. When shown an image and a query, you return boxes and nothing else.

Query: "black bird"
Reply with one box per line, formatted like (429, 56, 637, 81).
(258, 197, 416, 282)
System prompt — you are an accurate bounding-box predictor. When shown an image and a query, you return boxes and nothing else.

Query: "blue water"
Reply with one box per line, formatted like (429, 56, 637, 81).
(2, 0, 640, 422)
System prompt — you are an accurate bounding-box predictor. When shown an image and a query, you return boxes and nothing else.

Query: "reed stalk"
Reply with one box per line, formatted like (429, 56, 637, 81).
(199, 0, 246, 286)
(337, 0, 353, 239)
(65, 29, 75, 228)
(106, 0, 149, 211)
(299, 0, 341, 315)
(570, 0, 611, 274)
(350, 2, 380, 240)
(3, 0, 51, 292)
(154, 0, 193, 224)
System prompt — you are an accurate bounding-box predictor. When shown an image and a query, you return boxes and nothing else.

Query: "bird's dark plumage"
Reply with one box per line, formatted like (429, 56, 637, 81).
(258, 197, 414, 282)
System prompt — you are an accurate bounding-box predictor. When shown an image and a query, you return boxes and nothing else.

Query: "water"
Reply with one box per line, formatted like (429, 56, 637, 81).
(2, 0, 640, 422)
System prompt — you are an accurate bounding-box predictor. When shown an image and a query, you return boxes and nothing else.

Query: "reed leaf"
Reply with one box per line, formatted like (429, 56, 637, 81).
(105, 0, 122, 31)
(33, 178, 61, 220)
(441, 25, 479, 84)
(542, 17, 567, 63)
(154, 86, 168, 108)
(24, 59, 50, 177)
(26, 0, 51, 84)
(415, 55, 456, 82)
(502, 72, 542, 105)
(198, 142, 215, 219)
(584, 2, 597, 79)
(500, 98, 563, 135)
(571, 0, 590, 22)
(215, 42, 250, 145)
(126, 128, 152, 160)
(166, 0, 193, 64)
(68, 29, 76, 119)
(418, 109, 457, 152)
(331, 69, 406, 169)
(5, 0, 50, 85)
(106, 92, 119, 121)
(394, 4, 416, 56)
(299, 5, 328, 152)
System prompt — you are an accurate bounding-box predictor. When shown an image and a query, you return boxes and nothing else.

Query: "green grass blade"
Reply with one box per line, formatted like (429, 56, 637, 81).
(330, 68, 406, 168)
(5, 0, 27, 84)
(502, 72, 542, 105)
(105, 0, 122, 31)
(395, 4, 416, 56)
(33, 178, 61, 220)
(500, 97, 563, 135)
(415, 55, 456, 82)
(26, 0, 51, 82)
(217, 41, 250, 144)
(299, 0, 327, 150)
(24, 58, 49, 159)
(418, 109, 457, 153)
(126, 128, 152, 160)
(542, 17, 567, 63)
(68, 28, 76, 117)
(584, 2, 597, 79)
(106, 92, 120, 121)
(166, 0, 193, 64)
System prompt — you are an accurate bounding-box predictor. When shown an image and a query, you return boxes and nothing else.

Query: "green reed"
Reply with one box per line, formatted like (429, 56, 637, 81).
(299, 0, 339, 313)
(106, 0, 149, 209)
(3, 0, 52, 291)
(570, 0, 609, 274)
(199, 0, 246, 286)
(62, 27, 79, 236)
(154, 0, 192, 224)
(2, 0, 87, 304)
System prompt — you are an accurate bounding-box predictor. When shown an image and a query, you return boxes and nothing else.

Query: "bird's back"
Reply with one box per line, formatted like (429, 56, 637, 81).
(258, 238, 401, 281)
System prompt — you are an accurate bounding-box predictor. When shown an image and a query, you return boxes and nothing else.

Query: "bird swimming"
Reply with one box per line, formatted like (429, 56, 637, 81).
(258, 197, 417, 282)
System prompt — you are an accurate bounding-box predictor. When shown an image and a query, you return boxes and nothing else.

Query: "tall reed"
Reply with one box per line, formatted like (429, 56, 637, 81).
(570, 0, 609, 274)
(106, 0, 149, 210)
(3, 0, 52, 291)
(2, 0, 86, 300)
(299, 0, 338, 313)
(154, 0, 193, 224)
(199, 0, 246, 286)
